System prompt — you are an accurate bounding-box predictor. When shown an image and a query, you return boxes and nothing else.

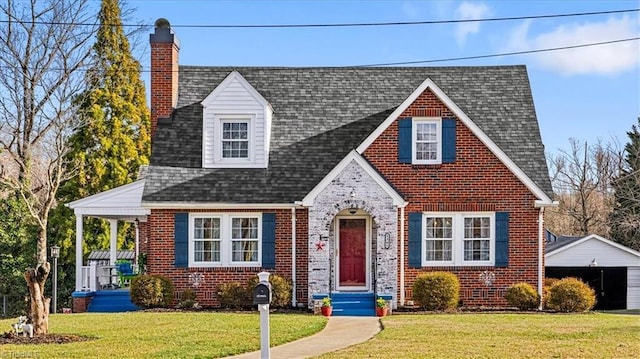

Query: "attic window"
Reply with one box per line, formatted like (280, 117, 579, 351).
(412, 118, 441, 164)
(213, 114, 254, 163)
(222, 121, 249, 159)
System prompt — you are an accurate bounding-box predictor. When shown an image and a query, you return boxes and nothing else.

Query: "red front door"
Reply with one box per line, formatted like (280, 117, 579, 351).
(338, 218, 367, 287)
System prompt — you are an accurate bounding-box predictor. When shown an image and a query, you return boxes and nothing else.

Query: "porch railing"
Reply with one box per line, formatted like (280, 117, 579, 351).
(80, 265, 93, 291)
(79, 262, 139, 291)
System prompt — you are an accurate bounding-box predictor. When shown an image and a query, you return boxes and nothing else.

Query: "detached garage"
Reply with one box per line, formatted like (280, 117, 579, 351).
(546, 234, 640, 310)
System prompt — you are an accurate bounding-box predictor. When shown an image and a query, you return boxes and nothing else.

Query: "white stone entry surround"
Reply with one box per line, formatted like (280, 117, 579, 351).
(308, 160, 399, 308)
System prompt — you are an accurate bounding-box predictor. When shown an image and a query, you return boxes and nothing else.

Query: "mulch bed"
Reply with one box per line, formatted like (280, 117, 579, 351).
(0, 331, 92, 345)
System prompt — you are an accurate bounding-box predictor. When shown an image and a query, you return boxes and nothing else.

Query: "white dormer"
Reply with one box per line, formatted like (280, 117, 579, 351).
(201, 71, 273, 168)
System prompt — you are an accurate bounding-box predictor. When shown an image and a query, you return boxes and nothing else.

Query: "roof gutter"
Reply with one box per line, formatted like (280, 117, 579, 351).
(141, 202, 299, 209)
(534, 200, 559, 208)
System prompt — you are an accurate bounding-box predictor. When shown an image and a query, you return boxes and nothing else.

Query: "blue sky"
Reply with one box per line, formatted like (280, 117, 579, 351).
(129, 0, 640, 156)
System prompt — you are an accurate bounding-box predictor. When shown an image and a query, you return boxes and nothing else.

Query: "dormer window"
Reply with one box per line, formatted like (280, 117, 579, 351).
(222, 121, 249, 158)
(216, 116, 253, 162)
(201, 71, 273, 169)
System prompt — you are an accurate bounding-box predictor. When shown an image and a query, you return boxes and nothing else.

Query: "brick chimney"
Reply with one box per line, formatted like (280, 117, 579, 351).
(149, 18, 180, 137)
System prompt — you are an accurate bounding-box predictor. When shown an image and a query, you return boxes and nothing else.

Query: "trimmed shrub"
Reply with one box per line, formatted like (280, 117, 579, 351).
(545, 277, 596, 312)
(217, 282, 249, 309)
(178, 288, 198, 309)
(246, 274, 292, 308)
(505, 282, 540, 310)
(542, 277, 559, 308)
(412, 271, 460, 311)
(130, 274, 174, 308)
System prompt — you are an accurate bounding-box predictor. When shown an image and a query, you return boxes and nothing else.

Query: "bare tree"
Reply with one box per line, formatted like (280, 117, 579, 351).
(546, 138, 622, 237)
(0, 0, 96, 334)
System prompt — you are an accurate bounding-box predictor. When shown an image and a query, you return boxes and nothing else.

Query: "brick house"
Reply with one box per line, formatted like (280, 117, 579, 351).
(69, 21, 555, 314)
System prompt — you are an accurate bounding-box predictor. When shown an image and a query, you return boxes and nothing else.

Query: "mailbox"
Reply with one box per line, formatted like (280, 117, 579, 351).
(253, 282, 272, 305)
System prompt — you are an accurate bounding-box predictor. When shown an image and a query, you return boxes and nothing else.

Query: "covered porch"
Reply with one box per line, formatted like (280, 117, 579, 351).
(67, 180, 149, 296)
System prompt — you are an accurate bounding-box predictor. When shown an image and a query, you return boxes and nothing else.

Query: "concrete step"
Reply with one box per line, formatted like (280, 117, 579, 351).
(87, 290, 140, 313)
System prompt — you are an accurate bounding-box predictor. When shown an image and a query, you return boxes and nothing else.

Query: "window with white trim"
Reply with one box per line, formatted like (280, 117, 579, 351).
(221, 121, 249, 159)
(231, 217, 259, 262)
(213, 114, 254, 164)
(423, 213, 494, 266)
(412, 118, 441, 164)
(189, 213, 261, 267)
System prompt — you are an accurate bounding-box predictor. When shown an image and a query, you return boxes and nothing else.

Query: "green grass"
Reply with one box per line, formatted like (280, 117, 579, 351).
(1, 312, 326, 359)
(317, 313, 640, 358)
(3, 312, 638, 358)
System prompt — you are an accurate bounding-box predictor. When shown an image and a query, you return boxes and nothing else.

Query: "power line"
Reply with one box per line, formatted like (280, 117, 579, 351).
(0, 8, 637, 28)
(356, 37, 640, 67)
(0, 36, 637, 72)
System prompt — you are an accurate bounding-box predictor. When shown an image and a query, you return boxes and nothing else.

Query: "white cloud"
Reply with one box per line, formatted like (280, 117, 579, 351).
(504, 16, 640, 76)
(455, 2, 491, 46)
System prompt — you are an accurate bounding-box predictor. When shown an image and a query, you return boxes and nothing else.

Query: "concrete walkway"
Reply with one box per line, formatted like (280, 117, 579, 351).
(225, 316, 381, 359)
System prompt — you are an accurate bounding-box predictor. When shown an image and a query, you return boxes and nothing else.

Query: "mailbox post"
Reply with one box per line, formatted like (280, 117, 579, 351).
(253, 271, 271, 359)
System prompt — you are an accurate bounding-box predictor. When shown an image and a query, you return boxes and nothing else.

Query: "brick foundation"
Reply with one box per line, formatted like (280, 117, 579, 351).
(71, 292, 94, 313)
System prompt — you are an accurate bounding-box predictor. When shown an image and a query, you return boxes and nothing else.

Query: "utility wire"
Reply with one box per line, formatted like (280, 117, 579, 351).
(0, 8, 637, 28)
(356, 37, 640, 67)
(0, 36, 637, 72)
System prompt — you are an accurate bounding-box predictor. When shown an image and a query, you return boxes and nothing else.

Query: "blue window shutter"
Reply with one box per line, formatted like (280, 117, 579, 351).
(408, 212, 422, 268)
(398, 117, 413, 163)
(442, 118, 456, 163)
(262, 213, 276, 269)
(174, 213, 188, 268)
(495, 212, 510, 267)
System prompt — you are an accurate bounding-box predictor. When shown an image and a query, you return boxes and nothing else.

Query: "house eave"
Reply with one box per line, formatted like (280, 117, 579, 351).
(141, 201, 299, 210)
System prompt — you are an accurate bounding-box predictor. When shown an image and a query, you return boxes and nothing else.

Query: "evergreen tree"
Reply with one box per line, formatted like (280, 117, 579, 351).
(610, 118, 640, 251)
(0, 194, 37, 317)
(62, 0, 150, 251)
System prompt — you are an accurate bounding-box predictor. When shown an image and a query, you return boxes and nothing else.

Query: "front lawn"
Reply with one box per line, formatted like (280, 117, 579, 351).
(0, 312, 326, 358)
(2, 312, 638, 358)
(317, 312, 640, 358)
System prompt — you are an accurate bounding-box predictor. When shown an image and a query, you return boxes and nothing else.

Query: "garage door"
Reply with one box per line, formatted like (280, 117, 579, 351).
(546, 267, 627, 310)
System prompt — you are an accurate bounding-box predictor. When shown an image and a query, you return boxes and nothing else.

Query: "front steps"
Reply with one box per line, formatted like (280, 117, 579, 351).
(87, 289, 140, 312)
(314, 292, 376, 316)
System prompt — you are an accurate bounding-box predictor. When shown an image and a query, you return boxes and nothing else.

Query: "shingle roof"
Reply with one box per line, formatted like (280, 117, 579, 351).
(87, 250, 136, 261)
(545, 235, 584, 253)
(143, 66, 553, 204)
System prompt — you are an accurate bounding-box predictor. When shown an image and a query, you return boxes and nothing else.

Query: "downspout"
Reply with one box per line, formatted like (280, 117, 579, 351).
(291, 206, 297, 307)
(534, 199, 558, 310)
(537, 206, 545, 309)
(400, 206, 406, 306)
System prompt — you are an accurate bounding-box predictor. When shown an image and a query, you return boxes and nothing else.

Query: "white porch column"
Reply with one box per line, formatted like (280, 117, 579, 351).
(134, 219, 140, 265)
(109, 219, 118, 265)
(75, 214, 83, 291)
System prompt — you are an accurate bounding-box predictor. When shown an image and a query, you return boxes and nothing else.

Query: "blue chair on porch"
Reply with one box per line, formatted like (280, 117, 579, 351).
(115, 260, 138, 287)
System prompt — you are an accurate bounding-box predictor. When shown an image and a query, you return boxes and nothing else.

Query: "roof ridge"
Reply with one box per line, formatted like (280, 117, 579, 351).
(178, 64, 527, 70)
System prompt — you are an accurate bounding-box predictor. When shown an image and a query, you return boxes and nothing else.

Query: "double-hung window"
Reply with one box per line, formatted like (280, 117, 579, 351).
(189, 213, 261, 267)
(423, 213, 494, 266)
(424, 216, 453, 264)
(210, 114, 254, 165)
(193, 217, 221, 262)
(231, 217, 259, 262)
(221, 121, 249, 159)
(463, 216, 491, 261)
(412, 118, 441, 164)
